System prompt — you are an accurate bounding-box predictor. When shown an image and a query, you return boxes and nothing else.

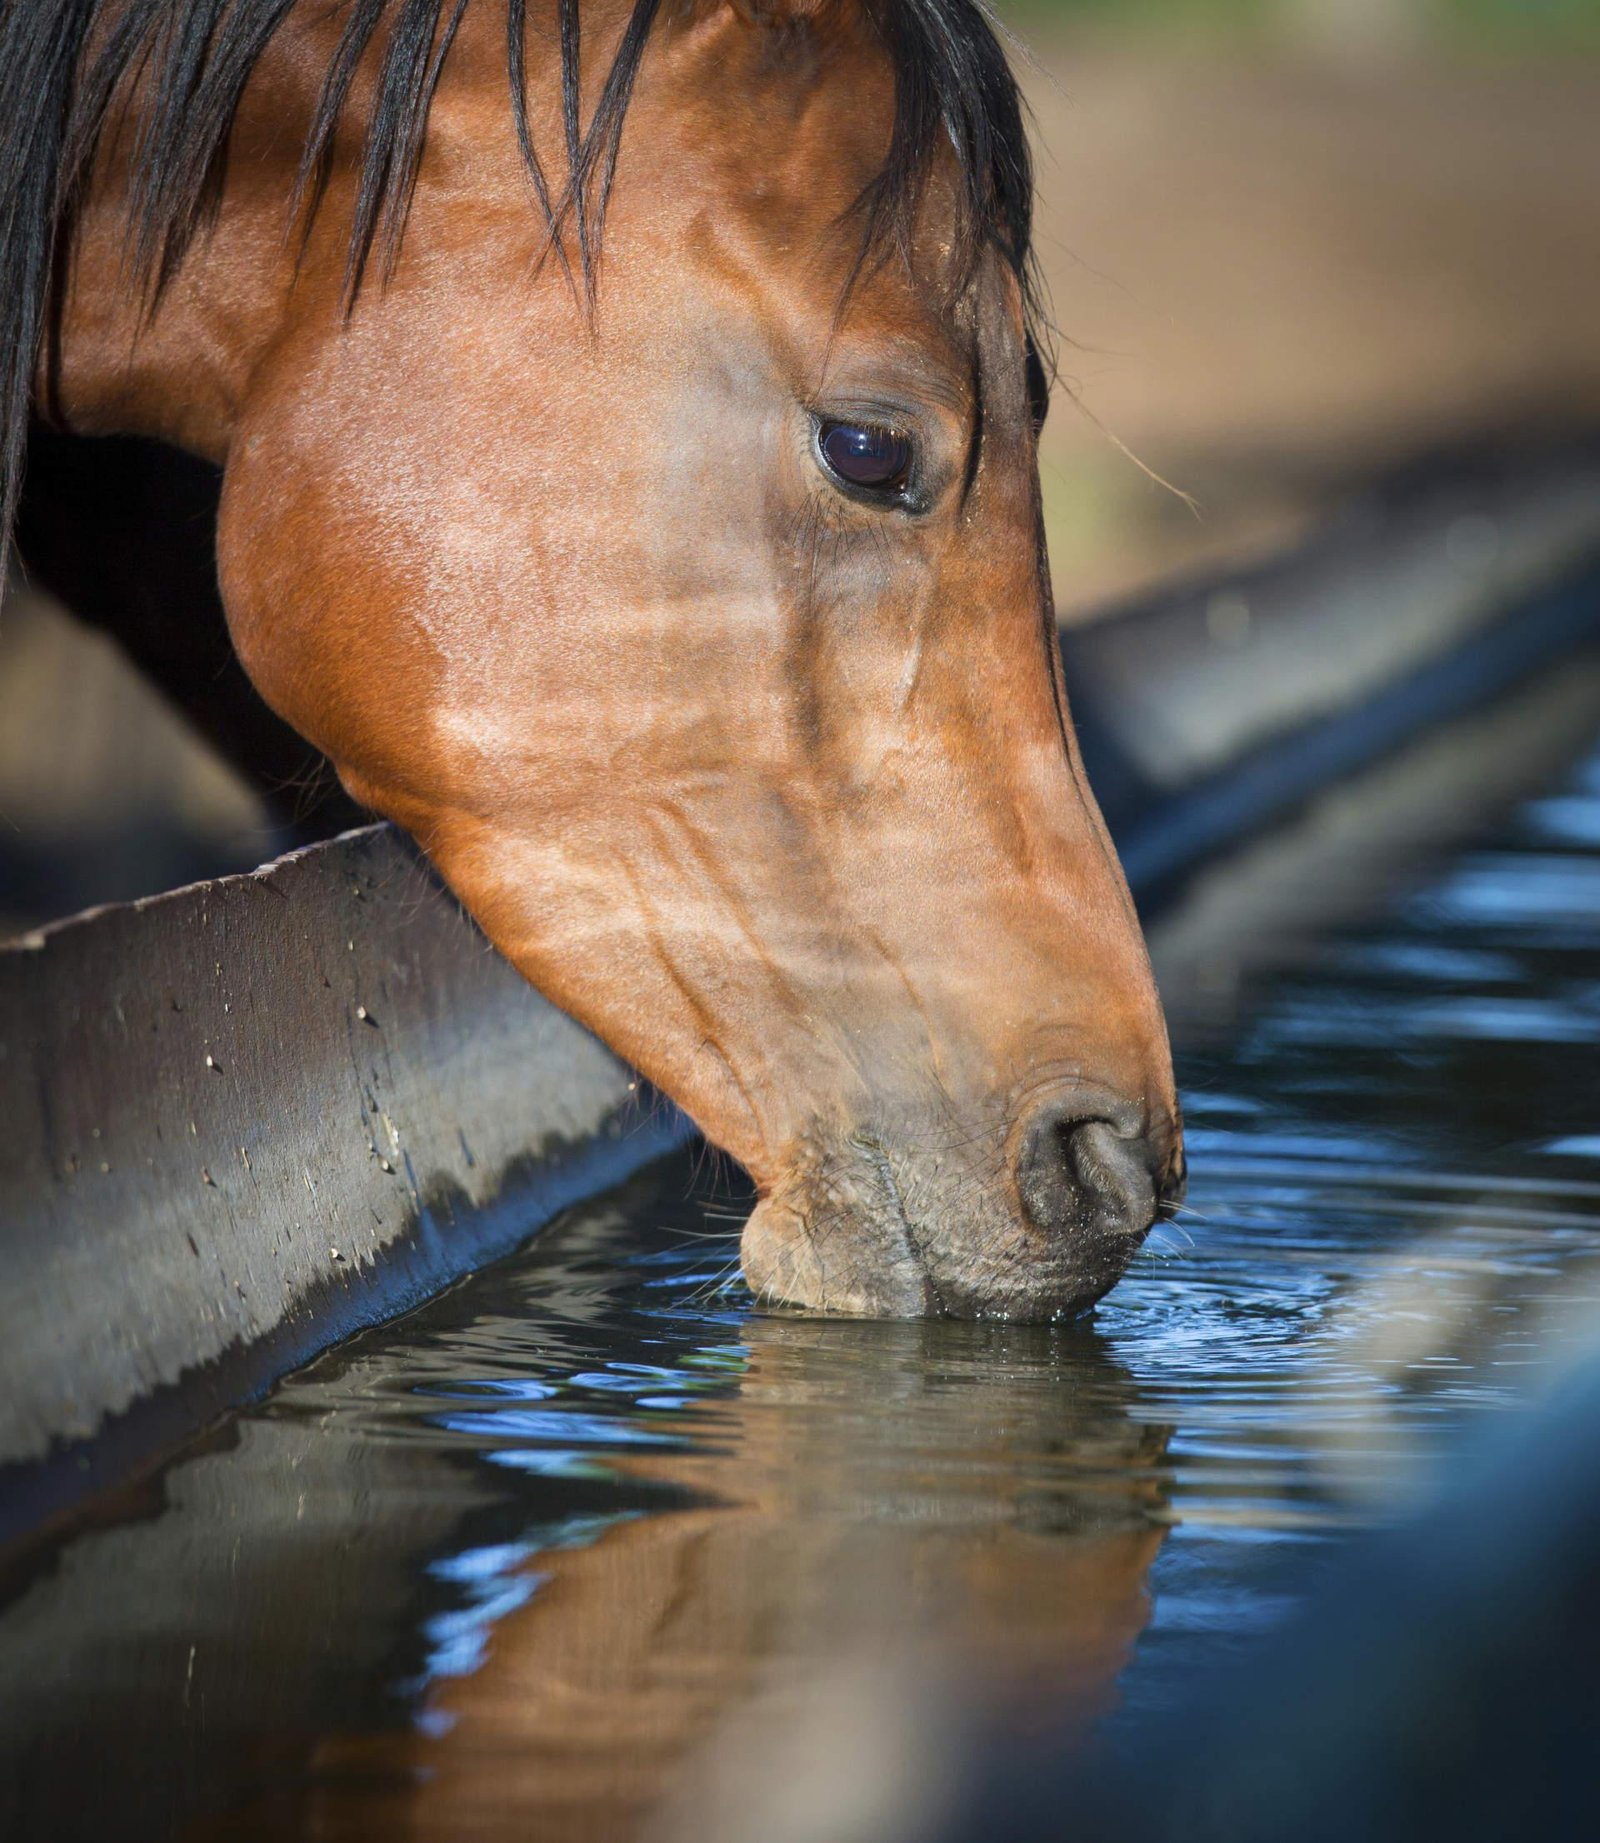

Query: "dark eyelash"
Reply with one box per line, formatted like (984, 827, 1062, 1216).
(1024, 335, 1050, 434)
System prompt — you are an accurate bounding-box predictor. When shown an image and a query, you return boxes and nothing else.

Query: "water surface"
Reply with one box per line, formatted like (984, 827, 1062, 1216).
(3, 738, 1599, 1842)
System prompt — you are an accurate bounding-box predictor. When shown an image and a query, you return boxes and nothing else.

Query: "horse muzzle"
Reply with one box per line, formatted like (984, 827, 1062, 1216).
(739, 1092, 1185, 1321)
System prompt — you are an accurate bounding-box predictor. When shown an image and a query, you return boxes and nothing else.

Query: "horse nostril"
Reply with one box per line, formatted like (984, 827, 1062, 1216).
(1014, 1100, 1161, 1242)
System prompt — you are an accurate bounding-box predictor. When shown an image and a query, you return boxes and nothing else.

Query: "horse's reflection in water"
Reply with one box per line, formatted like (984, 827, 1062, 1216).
(304, 1313, 1171, 1843)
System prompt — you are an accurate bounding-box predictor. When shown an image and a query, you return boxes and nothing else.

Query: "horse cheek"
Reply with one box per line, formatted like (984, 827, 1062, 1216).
(215, 416, 432, 812)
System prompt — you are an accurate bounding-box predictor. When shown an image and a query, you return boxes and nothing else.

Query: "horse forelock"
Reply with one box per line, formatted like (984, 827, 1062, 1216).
(0, 0, 1043, 572)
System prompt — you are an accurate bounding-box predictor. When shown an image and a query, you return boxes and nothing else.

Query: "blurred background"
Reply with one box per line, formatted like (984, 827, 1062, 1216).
(2, 0, 1598, 934)
(1013, 0, 1600, 611)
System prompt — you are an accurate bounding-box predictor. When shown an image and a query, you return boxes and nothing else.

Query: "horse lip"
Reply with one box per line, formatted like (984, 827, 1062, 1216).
(851, 1133, 961, 1316)
(928, 1258, 1132, 1324)
(909, 1203, 1157, 1323)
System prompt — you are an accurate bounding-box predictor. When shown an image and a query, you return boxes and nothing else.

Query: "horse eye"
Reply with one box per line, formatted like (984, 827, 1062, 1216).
(817, 419, 914, 496)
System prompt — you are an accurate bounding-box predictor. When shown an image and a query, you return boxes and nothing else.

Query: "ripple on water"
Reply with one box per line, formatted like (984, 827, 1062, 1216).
(3, 741, 1599, 1840)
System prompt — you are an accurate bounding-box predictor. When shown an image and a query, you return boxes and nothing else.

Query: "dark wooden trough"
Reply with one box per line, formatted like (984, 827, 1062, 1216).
(0, 830, 687, 1544)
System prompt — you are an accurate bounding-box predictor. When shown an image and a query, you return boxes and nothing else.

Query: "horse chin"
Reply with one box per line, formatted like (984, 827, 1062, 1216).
(739, 1197, 937, 1319)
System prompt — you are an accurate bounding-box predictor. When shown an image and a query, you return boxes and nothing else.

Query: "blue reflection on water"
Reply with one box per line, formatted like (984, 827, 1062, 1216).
(1546, 1135, 1600, 1158)
(413, 1514, 640, 1696)
(433, 1409, 679, 1447)
(1415, 854, 1600, 929)
(1525, 795, 1600, 846)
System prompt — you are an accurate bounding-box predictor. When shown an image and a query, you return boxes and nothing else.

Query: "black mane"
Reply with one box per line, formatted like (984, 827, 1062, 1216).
(0, 0, 1039, 571)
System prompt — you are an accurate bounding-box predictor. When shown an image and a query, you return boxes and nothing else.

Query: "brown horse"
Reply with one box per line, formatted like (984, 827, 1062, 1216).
(1, 0, 1183, 1318)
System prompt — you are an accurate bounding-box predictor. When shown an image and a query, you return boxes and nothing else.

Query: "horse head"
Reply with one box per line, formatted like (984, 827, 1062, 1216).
(36, 0, 1183, 1316)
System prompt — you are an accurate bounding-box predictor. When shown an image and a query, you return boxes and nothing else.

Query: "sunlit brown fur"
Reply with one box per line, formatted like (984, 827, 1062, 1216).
(47, 0, 1182, 1317)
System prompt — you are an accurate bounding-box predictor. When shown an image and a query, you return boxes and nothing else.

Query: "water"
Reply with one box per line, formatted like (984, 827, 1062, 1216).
(3, 737, 1599, 1842)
